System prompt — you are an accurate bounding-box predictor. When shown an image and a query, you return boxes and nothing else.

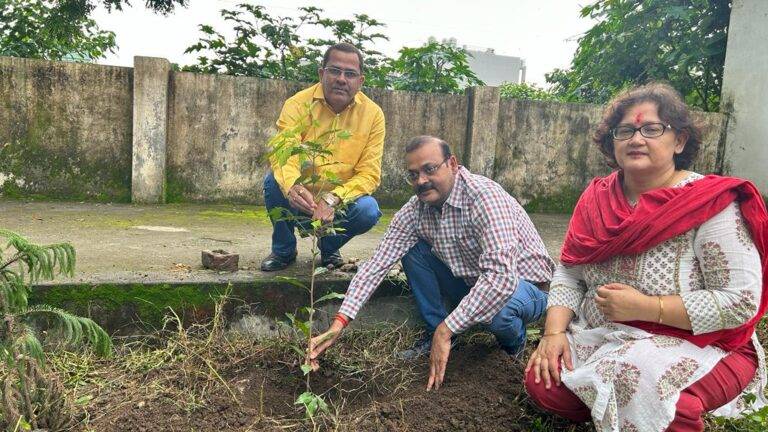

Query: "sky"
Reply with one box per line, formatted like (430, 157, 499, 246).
(93, 0, 595, 87)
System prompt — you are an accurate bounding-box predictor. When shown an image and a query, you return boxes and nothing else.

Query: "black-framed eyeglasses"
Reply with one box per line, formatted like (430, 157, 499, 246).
(611, 122, 672, 140)
(323, 66, 361, 79)
(405, 158, 450, 185)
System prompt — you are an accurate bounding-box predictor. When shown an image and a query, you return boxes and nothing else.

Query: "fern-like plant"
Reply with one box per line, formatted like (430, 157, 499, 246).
(265, 101, 350, 421)
(0, 229, 112, 430)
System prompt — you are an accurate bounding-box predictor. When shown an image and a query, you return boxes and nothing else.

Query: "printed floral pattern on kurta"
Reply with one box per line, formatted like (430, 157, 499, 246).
(547, 173, 767, 432)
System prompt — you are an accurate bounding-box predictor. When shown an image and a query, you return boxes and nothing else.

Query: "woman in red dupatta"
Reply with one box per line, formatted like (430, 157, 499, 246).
(524, 83, 768, 432)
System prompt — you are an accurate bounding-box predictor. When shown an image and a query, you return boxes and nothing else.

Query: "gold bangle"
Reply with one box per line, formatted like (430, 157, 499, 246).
(542, 330, 566, 337)
(658, 296, 664, 324)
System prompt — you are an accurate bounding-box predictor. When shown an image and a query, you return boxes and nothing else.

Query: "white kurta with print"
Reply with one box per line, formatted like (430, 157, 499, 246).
(548, 173, 767, 432)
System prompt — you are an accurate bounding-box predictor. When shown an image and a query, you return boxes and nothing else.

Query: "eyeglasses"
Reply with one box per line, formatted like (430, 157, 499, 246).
(323, 66, 361, 79)
(405, 158, 450, 185)
(611, 122, 672, 140)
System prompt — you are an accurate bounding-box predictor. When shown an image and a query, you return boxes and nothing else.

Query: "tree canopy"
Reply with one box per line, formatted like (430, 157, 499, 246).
(183, 4, 483, 94)
(546, 0, 731, 111)
(0, 0, 116, 61)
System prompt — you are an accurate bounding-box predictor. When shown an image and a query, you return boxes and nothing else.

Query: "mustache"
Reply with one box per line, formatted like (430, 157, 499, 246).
(416, 183, 435, 194)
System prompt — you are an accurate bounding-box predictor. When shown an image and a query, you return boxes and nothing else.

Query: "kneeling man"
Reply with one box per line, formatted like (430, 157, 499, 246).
(311, 135, 554, 390)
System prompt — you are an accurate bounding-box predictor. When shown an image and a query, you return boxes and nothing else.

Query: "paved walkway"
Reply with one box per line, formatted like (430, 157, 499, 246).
(0, 199, 571, 286)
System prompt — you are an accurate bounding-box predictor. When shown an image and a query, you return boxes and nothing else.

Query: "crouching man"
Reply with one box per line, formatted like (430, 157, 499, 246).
(310, 135, 554, 390)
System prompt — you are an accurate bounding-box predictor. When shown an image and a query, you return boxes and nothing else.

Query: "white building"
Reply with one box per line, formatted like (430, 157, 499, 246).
(465, 47, 526, 86)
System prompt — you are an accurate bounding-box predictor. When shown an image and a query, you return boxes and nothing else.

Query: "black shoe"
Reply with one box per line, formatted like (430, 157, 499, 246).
(260, 252, 297, 272)
(320, 250, 344, 268)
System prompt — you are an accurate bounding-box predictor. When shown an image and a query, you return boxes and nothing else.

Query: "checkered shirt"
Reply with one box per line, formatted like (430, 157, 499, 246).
(338, 166, 555, 334)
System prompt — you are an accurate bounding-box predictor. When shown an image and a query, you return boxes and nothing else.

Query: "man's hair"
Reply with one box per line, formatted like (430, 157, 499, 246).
(594, 82, 702, 170)
(405, 135, 452, 159)
(322, 43, 365, 73)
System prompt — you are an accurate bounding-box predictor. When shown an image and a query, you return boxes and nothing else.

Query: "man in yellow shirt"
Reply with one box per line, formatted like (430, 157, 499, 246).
(261, 43, 386, 272)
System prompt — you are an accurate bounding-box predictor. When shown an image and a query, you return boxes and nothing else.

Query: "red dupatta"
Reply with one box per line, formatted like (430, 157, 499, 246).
(560, 171, 768, 351)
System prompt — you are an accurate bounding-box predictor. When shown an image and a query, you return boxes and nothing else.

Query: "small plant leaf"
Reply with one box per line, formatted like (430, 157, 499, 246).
(316, 292, 345, 303)
(300, 364, 312, 375)
(313, 267, 328, 277)
(275, 276, 307, 290)
(296, 320, 311, 338)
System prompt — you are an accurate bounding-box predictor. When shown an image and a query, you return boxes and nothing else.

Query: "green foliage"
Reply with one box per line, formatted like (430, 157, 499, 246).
(499, 82, 561, 101)
(55, 0, 187, 16)
(0, 0, 116, 61)
(389, 40, 484, 94)
(183, 4, 389, 83)
(183, 6, 485, 94)
(0, 229, 112, 429)
(294, 391, 329, 418)
(263, 101, 351, 419)
(547, 0, 731, 111)
(710, 395, 768, 431)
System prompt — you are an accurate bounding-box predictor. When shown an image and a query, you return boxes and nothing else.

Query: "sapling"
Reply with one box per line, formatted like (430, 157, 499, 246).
(265, 101, 351, 420)
(0, 230, 112, 430)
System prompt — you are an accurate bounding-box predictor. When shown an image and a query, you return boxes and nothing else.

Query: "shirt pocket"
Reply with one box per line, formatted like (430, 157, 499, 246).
(453, 231, 482, 263)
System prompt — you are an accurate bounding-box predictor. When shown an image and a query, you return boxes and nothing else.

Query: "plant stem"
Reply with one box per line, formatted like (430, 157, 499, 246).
(306, 235, 317, 393)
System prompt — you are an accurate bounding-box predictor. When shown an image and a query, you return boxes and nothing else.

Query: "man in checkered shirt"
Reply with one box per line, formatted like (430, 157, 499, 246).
(311, 135, 554, 390)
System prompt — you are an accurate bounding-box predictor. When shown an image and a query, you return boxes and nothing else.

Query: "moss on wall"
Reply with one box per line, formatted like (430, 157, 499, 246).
(521, 185, 583, 214)
(0, 59, 132, 202)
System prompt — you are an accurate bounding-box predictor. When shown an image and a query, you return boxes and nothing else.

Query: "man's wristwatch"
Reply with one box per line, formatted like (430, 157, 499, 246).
(321, 192, 341, 207)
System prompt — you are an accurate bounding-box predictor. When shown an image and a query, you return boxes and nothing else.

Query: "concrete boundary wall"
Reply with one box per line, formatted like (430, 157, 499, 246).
(0, 55, 730, 210)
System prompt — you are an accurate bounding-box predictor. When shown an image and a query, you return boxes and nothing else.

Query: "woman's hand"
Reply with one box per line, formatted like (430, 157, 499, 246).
(594, 283, 657, 322)
(525, 333, 574, 389)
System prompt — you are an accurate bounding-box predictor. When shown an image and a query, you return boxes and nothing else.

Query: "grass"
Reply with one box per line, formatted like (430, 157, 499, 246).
(13, 293, 768, 431)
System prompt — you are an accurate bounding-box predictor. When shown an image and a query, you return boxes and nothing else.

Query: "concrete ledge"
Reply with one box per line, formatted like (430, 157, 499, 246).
(31, 276, 411, 335)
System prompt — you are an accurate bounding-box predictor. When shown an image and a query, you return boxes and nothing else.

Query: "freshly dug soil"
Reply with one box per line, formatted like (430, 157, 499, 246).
(82, 338, 591, 432)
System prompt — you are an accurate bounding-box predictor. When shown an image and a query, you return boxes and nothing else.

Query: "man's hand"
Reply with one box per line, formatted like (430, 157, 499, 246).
(426, 322, 453, 391)
(595, 283, 656, 322)
(308, 317, 346, 370)
(287, 185, 316, 215)
(312, 199, 335, 224)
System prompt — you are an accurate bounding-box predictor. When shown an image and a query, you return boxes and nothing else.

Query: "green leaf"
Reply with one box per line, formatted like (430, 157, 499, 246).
(75, 394, 94, 406)
(275, 276, 307, 290)
(336, 130, 352, 139)
(316, 292, 345, 303)
(300, 364, 312, 375)
(313, 267, 328, 277)
(295, 319, 311, 338)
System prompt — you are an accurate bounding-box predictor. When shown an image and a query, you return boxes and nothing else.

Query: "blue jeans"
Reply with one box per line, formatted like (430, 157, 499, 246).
(401, 239, 548, 354)
(263, 171, 382, 257)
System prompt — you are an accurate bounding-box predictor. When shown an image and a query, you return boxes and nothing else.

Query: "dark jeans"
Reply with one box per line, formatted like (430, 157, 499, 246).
(401, 239, 548, 354)
(263, 171, 381, 257)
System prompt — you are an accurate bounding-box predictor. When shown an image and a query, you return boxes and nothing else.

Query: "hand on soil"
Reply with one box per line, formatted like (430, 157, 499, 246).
(427, 322, 454, 391)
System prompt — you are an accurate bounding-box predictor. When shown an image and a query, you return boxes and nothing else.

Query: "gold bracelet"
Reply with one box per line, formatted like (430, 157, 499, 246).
(542, 330, 566, 337)
(658, 296, 664, 324)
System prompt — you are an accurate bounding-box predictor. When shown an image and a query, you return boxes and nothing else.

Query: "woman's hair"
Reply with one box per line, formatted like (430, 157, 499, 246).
(593, 82, 702, 169)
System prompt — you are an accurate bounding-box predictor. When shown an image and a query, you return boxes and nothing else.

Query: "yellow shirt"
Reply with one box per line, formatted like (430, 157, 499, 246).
(269, 83, 386, 201)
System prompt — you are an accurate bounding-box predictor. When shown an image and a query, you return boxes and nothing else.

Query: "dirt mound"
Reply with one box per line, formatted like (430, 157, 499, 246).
(83, 337, 591, 432)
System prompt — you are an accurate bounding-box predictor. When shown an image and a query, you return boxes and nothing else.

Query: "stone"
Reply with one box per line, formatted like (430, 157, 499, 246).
(201, 249, 239, 272)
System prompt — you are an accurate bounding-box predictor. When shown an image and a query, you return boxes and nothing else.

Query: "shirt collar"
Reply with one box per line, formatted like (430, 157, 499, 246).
(313, 82, 362, 108)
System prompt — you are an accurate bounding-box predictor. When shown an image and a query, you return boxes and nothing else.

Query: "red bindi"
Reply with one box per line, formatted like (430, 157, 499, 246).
(634, 113, 643, 125)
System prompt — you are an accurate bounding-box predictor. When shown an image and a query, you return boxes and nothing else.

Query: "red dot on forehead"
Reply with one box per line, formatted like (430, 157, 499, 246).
(634, 113, 643, 125)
